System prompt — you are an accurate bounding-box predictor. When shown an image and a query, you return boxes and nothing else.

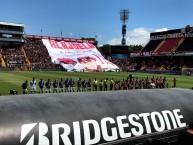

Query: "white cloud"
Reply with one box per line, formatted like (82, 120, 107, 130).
(96, 34, 103, 40)
(108, 27, 150, 46)
(107, 27, 168, 46)
(155, 28, 168, 32)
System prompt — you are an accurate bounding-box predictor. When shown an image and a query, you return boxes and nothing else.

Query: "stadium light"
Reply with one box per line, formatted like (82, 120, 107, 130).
(120, 9, 130, 45)
(120, 9, 130, 24)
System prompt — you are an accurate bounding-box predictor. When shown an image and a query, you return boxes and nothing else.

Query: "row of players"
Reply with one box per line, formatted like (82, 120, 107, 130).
(21, 77, 116, 94)
(21, 76, 174, 94)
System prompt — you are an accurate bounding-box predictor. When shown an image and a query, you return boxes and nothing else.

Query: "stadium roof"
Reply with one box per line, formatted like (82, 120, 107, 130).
(0, 22, 24, 27)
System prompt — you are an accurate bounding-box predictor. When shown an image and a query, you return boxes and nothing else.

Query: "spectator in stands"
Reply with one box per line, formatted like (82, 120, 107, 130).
(22, 80, 28, 94)
(30, 77, 36, 94)
(23, 40, 60, 70)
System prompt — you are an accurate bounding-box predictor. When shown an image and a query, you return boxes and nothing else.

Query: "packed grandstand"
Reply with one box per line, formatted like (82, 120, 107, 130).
(0, 22, 193, 75)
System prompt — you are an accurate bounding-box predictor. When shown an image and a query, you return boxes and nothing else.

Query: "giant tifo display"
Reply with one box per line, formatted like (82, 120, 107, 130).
(42, 39, 119, 72)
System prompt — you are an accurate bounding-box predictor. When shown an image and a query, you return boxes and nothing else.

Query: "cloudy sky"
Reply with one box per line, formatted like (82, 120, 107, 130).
(0, 0, 192, 46)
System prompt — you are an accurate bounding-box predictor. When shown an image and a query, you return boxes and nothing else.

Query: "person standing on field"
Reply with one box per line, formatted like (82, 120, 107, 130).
(173, 77, 177, 88)
(30, 77, 36, 94)
(22, 80, 28, 94)
(38, 78, 44, 93)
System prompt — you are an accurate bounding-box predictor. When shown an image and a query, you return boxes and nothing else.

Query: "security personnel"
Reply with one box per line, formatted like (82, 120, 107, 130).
(93, 78, 98, 91)
(110, 78, 114, 91)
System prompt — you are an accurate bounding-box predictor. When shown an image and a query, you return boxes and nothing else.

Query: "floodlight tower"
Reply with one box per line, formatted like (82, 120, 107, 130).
(120, 9, 130, 45)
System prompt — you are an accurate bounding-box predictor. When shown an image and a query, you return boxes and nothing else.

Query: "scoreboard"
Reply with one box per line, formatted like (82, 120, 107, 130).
(111, 45, 128, 59)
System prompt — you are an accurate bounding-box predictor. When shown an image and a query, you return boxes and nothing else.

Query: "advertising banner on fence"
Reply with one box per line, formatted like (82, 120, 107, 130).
(42, 39, 119, 71)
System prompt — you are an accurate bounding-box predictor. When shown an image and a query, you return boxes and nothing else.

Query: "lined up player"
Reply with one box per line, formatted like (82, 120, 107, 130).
(45, 79, 51, 93)
(82, 80, 87, 92)
(53, 79, 58, 93)
(22, 80, 28, 94)
(59, 78, 64, 93)
(77, 78, 82, 92)
(30, 77, 36, 94)
(87, 78, 92, 92)
(69, 78, 75, 92)
(38, 78, 44, 93)
(65, 78, 69, 92)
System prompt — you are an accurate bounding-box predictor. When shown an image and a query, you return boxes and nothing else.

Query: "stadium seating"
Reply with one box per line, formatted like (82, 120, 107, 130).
(154, 38, 181, 53)
(23, 40, 60, 69)
(0, 48, 26, 70)
(140, 40, 163, 52)
(176, 37, 193, 52)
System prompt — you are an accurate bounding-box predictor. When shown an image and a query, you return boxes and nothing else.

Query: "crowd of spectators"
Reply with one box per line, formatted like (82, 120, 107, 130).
(0, 47, 26, 70)
(111, 56, 193, 73)
(23, 40, 60, 69)
(1, 39, 193, 72)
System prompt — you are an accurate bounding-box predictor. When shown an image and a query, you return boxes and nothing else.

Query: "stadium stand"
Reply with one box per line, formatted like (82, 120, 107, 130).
(154, 38, 181, 53)
(176, 37, 193, 52)
(0, 47, 26, 70)
(23, 40, 60, 69)
(140, 39, 163, 52)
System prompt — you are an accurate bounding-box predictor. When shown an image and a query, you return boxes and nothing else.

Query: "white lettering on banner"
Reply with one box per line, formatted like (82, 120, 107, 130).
(42, 39, 119, 72)
(128, 114, 144, 136)
(138, 113, 151, 133)
(20, 109, 186, 145)
(101, 117, 118, 141)
(117, 116, 131, 138)
(162, 110, 177, 129)
(151, 112, 165, 132)
(73, 121, 81, 145)
(52, 124, 72, 145)
(83, 120, 101, 145)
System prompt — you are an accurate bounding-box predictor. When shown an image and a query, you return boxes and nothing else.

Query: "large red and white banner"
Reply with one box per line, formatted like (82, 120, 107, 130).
(42, 39, 119, 71)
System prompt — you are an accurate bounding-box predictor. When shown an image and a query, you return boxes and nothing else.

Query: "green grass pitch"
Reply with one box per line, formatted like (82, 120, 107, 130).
(0, 71, 193, 96)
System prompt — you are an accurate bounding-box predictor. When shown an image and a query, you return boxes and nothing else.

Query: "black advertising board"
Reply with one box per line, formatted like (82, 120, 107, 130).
(0, 88, 192, 145)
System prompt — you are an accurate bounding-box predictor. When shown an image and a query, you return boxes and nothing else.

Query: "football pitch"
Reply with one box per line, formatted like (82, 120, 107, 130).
(0, 71, 193, 96)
